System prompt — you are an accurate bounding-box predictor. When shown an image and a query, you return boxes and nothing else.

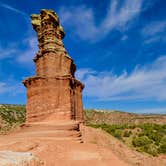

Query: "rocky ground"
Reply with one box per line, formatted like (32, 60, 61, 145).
(0, 122, 165, 166)
(0, 151, 41, 166)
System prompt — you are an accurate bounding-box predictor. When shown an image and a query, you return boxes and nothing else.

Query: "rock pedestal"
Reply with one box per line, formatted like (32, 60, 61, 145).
(23, 9, 84, 123)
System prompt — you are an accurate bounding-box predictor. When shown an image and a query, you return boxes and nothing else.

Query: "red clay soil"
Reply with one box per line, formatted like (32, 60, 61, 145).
(0, 122, 165, 166)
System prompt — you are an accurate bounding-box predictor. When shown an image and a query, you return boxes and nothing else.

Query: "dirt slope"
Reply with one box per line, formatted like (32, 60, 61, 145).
(0, 122, 165, 166)
(0, 122, 129, 166)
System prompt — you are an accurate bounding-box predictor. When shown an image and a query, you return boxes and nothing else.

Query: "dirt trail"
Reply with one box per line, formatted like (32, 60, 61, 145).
(0, 121, 129, 166)
(0, 122, 165, 166)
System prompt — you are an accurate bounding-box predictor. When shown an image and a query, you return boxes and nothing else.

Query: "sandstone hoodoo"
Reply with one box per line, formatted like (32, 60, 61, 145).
(23, 9, 84, 123)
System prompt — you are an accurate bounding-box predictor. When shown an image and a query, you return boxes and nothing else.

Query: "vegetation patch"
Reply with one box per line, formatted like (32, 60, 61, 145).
(0, 104, 26, 133)
(88, 123, 166, 156)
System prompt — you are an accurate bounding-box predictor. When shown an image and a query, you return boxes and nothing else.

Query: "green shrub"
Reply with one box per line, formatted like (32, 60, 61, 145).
(88, 124, 123, 140)
(148, 132, 163, 145)
(160, 136, 166, 144)
(132, 136, 152, 147)
(112, 129, 123, 140)
(158, 142, 166, 154)
(142, 144, 158, 156)
(123, 130, 132, 137)
(128, 125, 137, 129)
(89, 122, 166, 156)
(138, 132, 145, 137)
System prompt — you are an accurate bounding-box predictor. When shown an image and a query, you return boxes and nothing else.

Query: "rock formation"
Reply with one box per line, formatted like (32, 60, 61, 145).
(0, 151, 42, 166)
(23, 9, 84, 123)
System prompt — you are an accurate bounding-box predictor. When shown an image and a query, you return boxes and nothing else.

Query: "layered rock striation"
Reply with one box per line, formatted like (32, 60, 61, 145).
(23, 9, 84, 123)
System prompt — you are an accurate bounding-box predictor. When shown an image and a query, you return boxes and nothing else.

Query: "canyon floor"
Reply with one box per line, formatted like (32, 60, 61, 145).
(0, 121, 165, 166)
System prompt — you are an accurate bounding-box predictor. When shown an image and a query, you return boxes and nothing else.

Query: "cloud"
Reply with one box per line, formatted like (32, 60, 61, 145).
(59, 0, 144, 41)
(0, 41, 21, 60)
(17, 37, 38, 64)
(0, 82, 10, 94)
(142, 21, 166, 37)
(0, 2, 28, 17)
(144, 36, 161, 44)
(142, 21, 166, 44)
(121, 35, 128, 41)
(0, 81, 24, 95)
(76, 56, 166, 101)
(75, 68, 97, 81)
(59, 6, 98, 41)
(0, 35, 38, 65)
(0, 3, 34, 63)
(0, 47, 17, 59)
(0, 75, 25, 95)
(102, 0, 143, 32)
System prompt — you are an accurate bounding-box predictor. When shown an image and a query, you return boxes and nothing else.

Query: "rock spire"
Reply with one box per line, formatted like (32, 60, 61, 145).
(23, 9, 84, 123)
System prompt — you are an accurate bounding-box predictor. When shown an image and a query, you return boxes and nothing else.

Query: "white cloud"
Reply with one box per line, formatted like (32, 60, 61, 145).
(76, 56, 166, 101)
(17, 37, 38, 64)
(59, 6, 98, 41)
(102, 0, 143, 32)
(0, 2, 34, 64)
(75, 68, 96, 81)
(0, 47, 17, 59)
(59, 0, 144, 41)
(0, 41, 21, 60)
(0, 82, 10, 94)
(0, 81, 24, 95)
(144, 36, 161, 44)
(142, 21, 166, 37)
(0, 36, 38, 65)
(0, 72, 25, 95)
(142, 21, 166, 44)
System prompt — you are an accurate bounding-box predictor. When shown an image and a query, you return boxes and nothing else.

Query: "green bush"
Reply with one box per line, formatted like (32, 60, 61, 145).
(142, 131, 161, 145)
(142, 144, 158, 156)
(158, 142, 166, 154)
(123, 130, 132, 137)
(88, 124, 123, 140)
(128, 125, 137, 129)
(112, 129, 123, 140)
(160, 136, 166, 144)
(89, 122, 166, 156)
(138, 132, 145, 137)
(132, 136, 152, 147)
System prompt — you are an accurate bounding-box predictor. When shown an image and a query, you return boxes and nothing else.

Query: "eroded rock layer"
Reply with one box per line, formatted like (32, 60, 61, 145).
(23, 9, 84, 123)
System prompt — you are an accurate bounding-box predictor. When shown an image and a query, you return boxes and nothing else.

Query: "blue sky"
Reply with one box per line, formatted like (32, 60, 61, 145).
(0, 0, 166, 114)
